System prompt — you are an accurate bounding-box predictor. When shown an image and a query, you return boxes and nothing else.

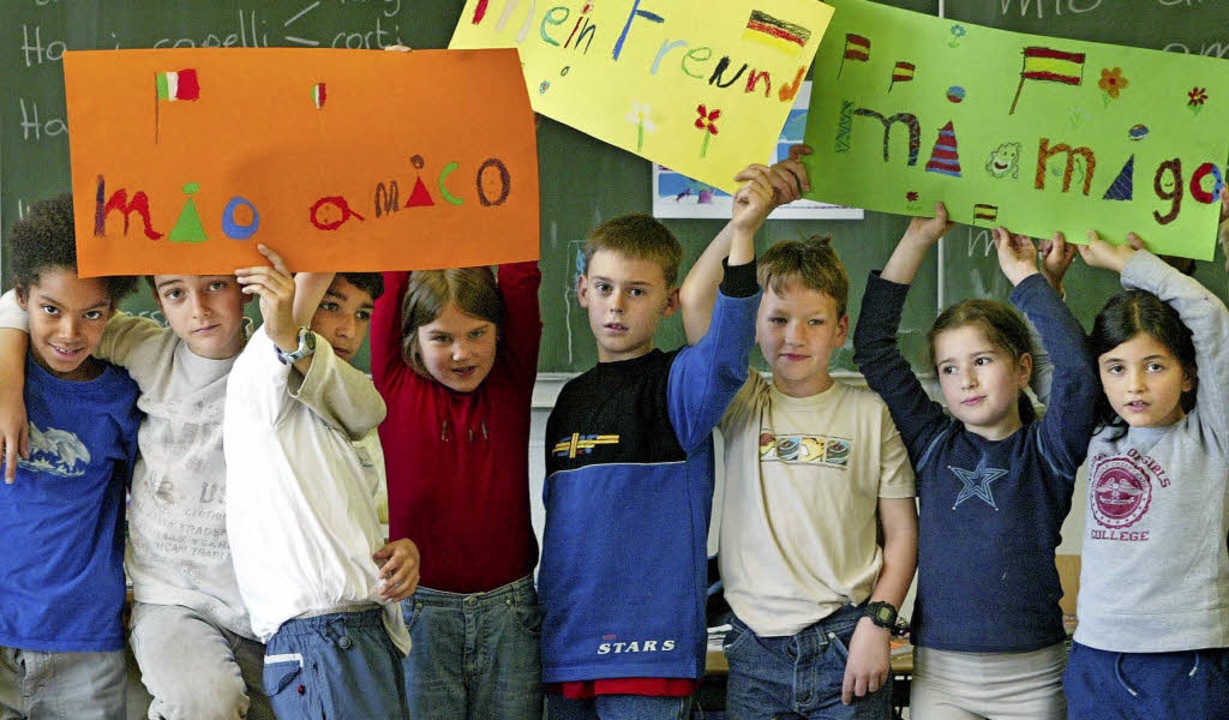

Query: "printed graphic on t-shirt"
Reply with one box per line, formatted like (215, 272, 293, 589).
(19, 422, 90, 477)
(552, 433, 620, 459)
(759, 430, 851, 468)
(1088, 453, 1155, 538)
(947, 457, 1007, 510)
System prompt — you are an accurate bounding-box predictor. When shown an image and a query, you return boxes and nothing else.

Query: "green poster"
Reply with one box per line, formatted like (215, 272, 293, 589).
(803, 0, 1228, 259)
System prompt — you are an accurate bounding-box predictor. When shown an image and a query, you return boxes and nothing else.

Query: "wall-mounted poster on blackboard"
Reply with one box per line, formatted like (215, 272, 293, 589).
(652, 82, 864, 221)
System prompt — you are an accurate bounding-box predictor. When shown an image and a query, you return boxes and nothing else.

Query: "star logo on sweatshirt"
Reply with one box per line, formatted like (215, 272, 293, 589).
(949, 458, 1007, 510)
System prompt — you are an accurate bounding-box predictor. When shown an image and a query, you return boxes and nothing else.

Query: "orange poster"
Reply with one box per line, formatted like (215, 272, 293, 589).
(63, 48, 540, 277)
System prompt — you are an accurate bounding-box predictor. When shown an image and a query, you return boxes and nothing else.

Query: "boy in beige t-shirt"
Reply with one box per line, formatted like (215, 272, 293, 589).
(681, 152, 917, 718)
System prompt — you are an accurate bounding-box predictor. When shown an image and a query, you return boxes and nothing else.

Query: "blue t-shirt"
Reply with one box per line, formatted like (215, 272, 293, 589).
(0, 356, 141, 652)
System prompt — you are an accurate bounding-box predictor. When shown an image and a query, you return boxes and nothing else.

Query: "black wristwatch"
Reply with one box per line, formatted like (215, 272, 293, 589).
(865, 600, 898, 631)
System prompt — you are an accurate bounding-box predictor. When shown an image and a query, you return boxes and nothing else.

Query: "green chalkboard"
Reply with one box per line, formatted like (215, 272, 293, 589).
(939, 0, 1229, 329)
(1, 0, 940, 376)
(0, 0, 468, 372)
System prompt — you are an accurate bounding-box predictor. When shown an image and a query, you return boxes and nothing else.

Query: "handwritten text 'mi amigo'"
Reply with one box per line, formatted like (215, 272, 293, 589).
(471, 0, 810, 104)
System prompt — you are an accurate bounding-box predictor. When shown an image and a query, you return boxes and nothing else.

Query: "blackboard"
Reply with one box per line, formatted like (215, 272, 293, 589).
(1, 0, 468, 372)
(939, 0, 1229, 329)
(29, 0, 1215, 376)
(0, 0, 943, 375)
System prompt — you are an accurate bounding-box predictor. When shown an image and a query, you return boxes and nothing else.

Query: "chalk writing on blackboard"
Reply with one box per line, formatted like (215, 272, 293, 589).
(997, 0, 1103, 20)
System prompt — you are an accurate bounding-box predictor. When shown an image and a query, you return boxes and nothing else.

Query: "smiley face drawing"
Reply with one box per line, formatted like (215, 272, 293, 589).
(985, 142, 1022, 179)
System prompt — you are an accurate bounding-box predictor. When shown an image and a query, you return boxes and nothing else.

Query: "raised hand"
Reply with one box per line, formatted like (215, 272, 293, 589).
(993, 227, 1041, 287)
(1078, 230, 1140, 273)
(1038, 232, 1075, 295)
(904, 202, 953, 248)
(235, 245, 297, 351)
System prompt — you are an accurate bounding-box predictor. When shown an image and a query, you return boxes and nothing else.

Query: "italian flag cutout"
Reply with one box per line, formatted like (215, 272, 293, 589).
(157, 69, 200, 102)
(313, 83, 327, 109)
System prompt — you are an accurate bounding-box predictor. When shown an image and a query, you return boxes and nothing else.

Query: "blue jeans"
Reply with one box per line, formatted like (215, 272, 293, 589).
(723, 605, 892, 720)
(1064, 641, 1229, 720)
(546, 693, 693, 720)
(263, 608, 407, 720)
(402, 574, 543, 720)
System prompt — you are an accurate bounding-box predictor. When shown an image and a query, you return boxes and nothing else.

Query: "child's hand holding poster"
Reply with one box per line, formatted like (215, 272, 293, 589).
(803, 0, 1229, 260)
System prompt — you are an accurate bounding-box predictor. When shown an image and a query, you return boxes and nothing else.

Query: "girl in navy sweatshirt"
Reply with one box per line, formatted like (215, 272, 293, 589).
(853, 205, 1100, 719)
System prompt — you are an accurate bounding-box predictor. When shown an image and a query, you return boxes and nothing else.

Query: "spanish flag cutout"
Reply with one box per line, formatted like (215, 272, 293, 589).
(154, 68, 200, 144)
(973, 203, 999, 224)
(925, 121, 962, 178)
(838, 34, 870, 78)
(889, 61, 915, 92)
(1010, 47, 1085, 115)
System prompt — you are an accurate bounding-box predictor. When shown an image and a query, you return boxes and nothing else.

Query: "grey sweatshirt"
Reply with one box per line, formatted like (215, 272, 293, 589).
(1075, 251, 1229, 653)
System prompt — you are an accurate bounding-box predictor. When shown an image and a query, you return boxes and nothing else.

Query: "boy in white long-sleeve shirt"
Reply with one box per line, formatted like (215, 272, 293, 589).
(226, 245, 418, 720)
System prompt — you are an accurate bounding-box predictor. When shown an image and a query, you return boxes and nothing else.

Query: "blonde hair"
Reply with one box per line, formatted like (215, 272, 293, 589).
(758, 236, 849, 316)
(582, 214, 683, 286)
(401, 267, 501, 378)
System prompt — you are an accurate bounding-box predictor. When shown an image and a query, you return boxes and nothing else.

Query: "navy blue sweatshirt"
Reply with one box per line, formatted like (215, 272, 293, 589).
(540, 262, 759, 683)
(854, 272, 1098, 652)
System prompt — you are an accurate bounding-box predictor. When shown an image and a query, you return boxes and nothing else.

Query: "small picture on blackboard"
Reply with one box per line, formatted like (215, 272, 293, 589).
(651, 82, 864, 221)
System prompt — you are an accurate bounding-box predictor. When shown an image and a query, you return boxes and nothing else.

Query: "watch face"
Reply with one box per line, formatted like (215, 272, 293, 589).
(303, 329, 316, 352)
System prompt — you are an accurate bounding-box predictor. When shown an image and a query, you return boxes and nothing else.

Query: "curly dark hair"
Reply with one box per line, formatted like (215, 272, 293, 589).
(8, 194, 137, 301)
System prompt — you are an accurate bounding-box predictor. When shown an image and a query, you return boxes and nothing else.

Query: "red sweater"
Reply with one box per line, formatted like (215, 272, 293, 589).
(372, 262, 541, 593)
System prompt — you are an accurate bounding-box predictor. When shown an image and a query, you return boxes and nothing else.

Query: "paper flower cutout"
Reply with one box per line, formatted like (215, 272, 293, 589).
(1188, 86, 1208, 114)
(695, 104, 721, 158)
(1098, 67, 1128, 103)
(948, 24, 966, 48)
(627, 102, 656, 152)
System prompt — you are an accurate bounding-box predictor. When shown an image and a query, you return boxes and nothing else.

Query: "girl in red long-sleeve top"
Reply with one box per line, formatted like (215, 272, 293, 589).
(371, 262, 542, 720)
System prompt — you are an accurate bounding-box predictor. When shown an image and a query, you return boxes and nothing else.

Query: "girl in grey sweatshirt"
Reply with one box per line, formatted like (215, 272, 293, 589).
(1064, 235, 1229, 720)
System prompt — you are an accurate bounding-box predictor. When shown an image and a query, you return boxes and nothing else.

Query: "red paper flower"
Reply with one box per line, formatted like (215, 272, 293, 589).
(906, 191, 919, 202)
(695, 104, 721, 135)
(1188, 86, 1208, 107)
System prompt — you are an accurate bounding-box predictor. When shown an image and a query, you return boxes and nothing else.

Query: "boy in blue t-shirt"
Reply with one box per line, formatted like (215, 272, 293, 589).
(0, 194, 142, 720)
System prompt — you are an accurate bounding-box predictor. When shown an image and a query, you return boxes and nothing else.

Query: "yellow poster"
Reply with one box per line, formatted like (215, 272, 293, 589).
(451, 0, 833, 193)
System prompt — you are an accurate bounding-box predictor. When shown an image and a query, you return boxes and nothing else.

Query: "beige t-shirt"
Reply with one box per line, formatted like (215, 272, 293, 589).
(718, 373, 915, 637)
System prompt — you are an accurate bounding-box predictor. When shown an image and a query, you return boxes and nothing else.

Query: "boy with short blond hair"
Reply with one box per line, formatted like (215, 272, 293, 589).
(0, 194, 142, 720)
(681, 153, 918, 719)
(540, 163, 800, 719)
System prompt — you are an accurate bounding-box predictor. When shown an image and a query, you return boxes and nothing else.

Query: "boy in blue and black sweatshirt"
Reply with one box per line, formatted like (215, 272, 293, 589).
(540, 164, 798, 718)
